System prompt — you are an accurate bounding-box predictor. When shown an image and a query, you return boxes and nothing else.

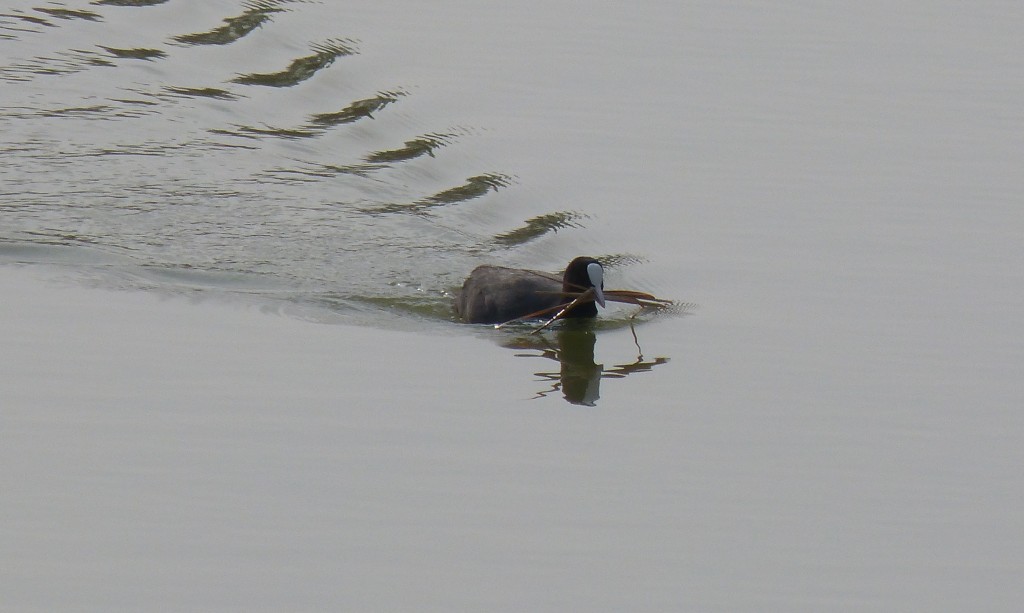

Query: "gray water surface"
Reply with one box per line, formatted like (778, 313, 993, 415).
(1, 0, 641, 321)
(3, 1, 1023, 610)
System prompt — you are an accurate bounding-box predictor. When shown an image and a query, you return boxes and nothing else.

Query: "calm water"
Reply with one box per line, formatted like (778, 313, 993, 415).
(3, 1, 1023, 610)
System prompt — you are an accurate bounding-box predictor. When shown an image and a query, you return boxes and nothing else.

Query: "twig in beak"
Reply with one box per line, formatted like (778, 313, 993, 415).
(492, 287, 673, 330)
(531, 289, 595, 334)
(494, 300, 575, 329)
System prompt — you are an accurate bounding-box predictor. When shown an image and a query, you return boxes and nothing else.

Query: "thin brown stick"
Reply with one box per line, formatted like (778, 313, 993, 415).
(493, 301, 575, 329)
(493, 287, 673, 330)
(531, 290, 595, 334)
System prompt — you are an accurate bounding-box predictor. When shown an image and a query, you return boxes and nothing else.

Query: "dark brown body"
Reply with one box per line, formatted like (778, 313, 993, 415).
(455, 257, 602, 324)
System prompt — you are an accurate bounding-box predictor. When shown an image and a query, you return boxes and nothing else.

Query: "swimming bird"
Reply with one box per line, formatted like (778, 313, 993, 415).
(455, 256, 606, 324)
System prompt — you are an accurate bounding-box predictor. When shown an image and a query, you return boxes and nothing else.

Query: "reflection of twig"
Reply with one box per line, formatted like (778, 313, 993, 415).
(629, 320, 643, 360)
(509, 324, 670, 405)
(528, 372, 562, 401)
(602, 356, 670, 379)
(512, 349, 558, 361)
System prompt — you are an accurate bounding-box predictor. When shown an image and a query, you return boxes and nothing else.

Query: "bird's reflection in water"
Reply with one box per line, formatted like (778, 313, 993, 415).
(501, 321, 670, 406)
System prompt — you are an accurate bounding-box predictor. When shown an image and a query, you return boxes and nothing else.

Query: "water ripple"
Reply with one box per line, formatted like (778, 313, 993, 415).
(308, 90, 404, 127)
(212, 90, 406, 140)
(0, 12, 55, 35)
(0, 2, 603, 323)
(493, 211, 587, 247)
(162, 86, 239, 100)
(365, 132, 457, 163)
(94, 0, 170, 6)
(0, 48, 115, 81)
(34, 7, 102, 22)
(232, 39, 357, 87)
(172, 1, 282, 46)
(419, 173, 513, 207)
(98, 45, 167, 61)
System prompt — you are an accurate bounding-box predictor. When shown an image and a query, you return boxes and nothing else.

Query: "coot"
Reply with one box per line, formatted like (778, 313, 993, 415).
(455, 256, 606, 324)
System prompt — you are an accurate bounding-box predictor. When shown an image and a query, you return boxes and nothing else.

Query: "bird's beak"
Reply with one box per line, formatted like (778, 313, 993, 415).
(585, 261, 606, 308)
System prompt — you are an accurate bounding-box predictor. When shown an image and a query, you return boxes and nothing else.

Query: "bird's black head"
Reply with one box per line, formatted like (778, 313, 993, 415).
(561, 256, 606, 318)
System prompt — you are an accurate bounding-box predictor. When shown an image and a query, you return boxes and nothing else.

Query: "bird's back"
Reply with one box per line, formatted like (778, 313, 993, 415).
(455, 265, 562, 324)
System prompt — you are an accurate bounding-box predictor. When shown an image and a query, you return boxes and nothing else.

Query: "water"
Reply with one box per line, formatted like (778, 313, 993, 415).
(0, 0, 668, 322)
(2, 1, 1023, 610)
(1, 3, 472, 312)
